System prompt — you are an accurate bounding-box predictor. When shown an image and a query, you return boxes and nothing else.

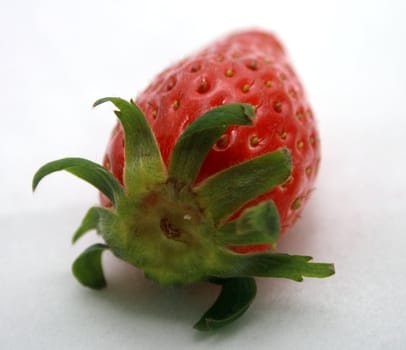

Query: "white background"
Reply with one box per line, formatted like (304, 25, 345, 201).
(1, 0, 406, 349)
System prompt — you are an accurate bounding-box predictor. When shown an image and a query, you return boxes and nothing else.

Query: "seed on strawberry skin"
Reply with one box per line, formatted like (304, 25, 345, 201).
(291, 197, 302, 210)
(197, 78, 210, 93)
(247, 60, 258, 70)
(104, 157, 111, 170)
(190, 64, 201, 72)
(309, 136, 316, 144)
(281, 175, 294, 189)
(273, 101, 283, 113)
(166, 76, 177, 91)
(249, 135, 260, 147)
(242, 84, 250, 93)
(225, 69, 234, 77)
(214, 134, 229, 150)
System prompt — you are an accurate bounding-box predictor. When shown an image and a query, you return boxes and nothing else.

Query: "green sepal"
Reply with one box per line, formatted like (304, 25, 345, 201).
(72, 243, 109, 289)
(196, 148, 291, 225)
(94, 97, 166, 194)
(72, 207, 116, 243)
(32, 157, 124, 206)
(194, 277, 257, 331)
(168, 104, 255, 187)
(218, 252, 335, 282)
(215, 201, 280, 246)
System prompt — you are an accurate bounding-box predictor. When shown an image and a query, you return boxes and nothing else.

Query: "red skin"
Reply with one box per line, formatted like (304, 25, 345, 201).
(101, 30, 321, 253)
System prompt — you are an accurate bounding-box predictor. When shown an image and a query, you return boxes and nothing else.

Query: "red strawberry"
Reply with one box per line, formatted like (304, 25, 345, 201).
(33, 30, 334, 331)
(102, 30, 320, 250)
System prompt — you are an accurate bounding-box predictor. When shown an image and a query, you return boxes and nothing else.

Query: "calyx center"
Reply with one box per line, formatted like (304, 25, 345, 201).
(160, 217, 183, 240)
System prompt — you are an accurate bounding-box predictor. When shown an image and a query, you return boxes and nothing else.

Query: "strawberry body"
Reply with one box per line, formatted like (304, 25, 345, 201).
(103, 30, 320, 241)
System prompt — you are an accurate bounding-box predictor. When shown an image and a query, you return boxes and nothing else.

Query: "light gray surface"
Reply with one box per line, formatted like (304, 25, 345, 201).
(1, 0, 406, 349)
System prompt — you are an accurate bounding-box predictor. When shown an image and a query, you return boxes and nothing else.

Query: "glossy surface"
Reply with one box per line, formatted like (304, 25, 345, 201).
(102, 31, 320, 236)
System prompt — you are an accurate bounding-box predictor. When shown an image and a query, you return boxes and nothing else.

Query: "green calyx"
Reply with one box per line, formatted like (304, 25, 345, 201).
(32, 97, 335, 331)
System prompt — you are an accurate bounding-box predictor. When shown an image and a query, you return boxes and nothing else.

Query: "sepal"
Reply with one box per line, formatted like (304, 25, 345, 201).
(169, 103, 255, 187)
(94, 97, 166, 194)
(196, 148, 291, 224)
(217, 252, 335, 282)
(32, 157, 124, 206)
(215, 201, 280, 247)
(72, 206, 116, 243)
(72, 243, 109, 289)
(194, 277, 257, 331)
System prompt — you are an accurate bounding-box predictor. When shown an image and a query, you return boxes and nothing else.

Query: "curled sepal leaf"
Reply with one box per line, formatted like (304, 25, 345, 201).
(32, 157, 124, 206)
(194, 277, 257, 331)
(72, 207, 116, 244)
(94, 97, 166, 194)
(215, 201, 280, 247)
(196, 148, 291, 225)
(218, 252, 335, 282)
(72, 243, 109, 289)
(168, 104, 255, 187)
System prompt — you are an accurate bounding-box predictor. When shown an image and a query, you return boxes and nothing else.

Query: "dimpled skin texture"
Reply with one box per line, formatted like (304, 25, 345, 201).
(102, 30, 321, 242)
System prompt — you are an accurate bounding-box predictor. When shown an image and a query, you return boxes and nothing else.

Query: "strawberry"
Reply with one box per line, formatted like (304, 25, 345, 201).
(102, 30, 320, 251)
(33, 30, 334, 331)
